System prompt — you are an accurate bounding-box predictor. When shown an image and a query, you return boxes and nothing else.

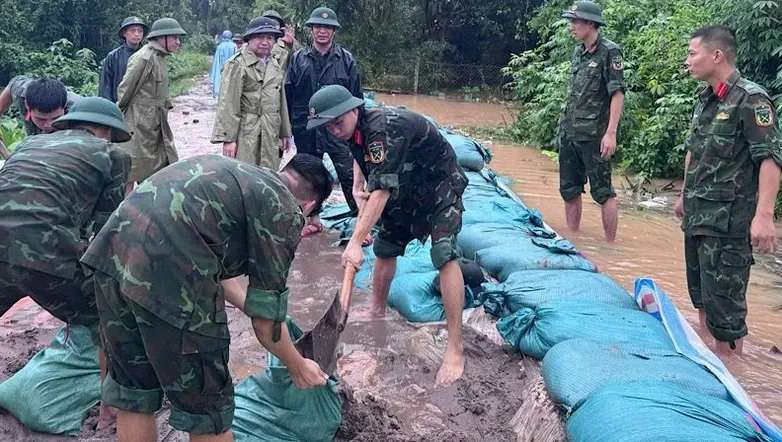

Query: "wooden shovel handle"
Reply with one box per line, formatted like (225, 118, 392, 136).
(339, 265, 357, 310)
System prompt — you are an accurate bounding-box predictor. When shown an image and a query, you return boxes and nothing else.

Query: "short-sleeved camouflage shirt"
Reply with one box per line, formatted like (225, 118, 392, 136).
(0, 129, 130, 278)
(350, 107, 468, 240)
(8, 75, 81, 136)
(560, 35, 625, 141)
(80, 155, 305, 338)
(682, 70, 782, 238)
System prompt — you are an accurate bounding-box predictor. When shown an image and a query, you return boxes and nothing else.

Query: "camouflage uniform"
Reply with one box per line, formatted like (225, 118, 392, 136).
(682, 69, 782, 343)
(211, 46, 292, 170)
(80, 154, 304, 434)
(0, 129, 130, 338)
(350, 107, 468, 268)
(7, 75, 81, 136)
(558, 34, 625, 205)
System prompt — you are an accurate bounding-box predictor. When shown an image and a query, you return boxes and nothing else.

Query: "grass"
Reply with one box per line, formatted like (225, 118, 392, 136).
(457, 124, 516, 143)
(168, 51, 210, 97)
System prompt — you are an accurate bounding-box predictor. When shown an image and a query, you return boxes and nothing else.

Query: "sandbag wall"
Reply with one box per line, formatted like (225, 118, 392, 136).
(322, 97, 776, 441)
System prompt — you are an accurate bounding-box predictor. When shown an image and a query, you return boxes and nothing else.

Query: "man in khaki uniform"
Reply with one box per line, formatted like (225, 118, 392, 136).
(211, 17, 292, 170)
(262, 10, 301, 72)
(117, 18, 187, 191)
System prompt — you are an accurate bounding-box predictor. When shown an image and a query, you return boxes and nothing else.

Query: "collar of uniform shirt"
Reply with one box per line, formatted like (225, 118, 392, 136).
(701, 69, 741, 102)
(352, 129, 363, 146)
(582, 34, 602, 54)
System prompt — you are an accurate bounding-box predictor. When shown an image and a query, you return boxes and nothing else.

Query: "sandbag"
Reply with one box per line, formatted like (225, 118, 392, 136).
(394, 240, 436, 276)
(476, 239, 597, 281)
(542, 339, 730, 412)
(497, 299, 673, 360)
(388, 270, 482, 323)
(458, 223, 537, 259)
(443, 132, 490, 172)
(480, 270, 637, 317)
(0, 325, 101, 435)
(233, 319, 343, 442)
(567, 382, 773, 442)
(462, 198, 548, 228)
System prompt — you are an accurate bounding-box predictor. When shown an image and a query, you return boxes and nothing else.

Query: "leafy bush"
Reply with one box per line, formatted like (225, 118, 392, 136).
(0, 117, 25, 154)
(1, 39, 98, 96)
(182, 33, 218, 55)
(167, 51, 211, 96)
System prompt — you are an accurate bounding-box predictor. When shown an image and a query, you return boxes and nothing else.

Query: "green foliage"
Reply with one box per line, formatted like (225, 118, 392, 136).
(183, 33, 218, 55)
(167, 51, 211, 96)
(0, 117, 25, 154)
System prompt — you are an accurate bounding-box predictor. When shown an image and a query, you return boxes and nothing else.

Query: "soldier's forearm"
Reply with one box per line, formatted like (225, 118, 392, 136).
(349, 189, 389, 248)
(221, 277, 247, 311)
(352, 160, 365, 192)
(606, 91, 624, 134)
(681, 151, 691, 191)
(0, 139, 10, 160)
(755, 158, 781, 218)
(0, 87, 12, 116)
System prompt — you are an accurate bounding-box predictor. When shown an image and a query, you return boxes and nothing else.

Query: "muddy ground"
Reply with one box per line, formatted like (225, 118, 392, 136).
(0, 77, 565, 441)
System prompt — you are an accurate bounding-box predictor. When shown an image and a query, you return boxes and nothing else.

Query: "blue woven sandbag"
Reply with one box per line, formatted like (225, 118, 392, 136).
(542, 339, 730, 412)
(480, 270, 637, 317)
(458, 223, 538, 259)
(567, 382, 773, 442)
(476, 239, 597, 281)
(497, 299, 673, 360)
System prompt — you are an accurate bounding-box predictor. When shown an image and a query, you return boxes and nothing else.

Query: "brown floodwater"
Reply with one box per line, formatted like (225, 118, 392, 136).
(372, 92, 782, 426)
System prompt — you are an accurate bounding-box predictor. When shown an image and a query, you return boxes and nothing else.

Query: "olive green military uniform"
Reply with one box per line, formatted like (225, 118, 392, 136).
(117, 40, 179, 183)
(7, 75, 81, 136)
(272, 38, 301, 73)
(350, 106, 468, 268)
(0, 129, 130, 335)
(558, 34, 625, 205)
(682, 70, 782, 343)
(211, 46, 292, 170)
(80, 154, 304, 434)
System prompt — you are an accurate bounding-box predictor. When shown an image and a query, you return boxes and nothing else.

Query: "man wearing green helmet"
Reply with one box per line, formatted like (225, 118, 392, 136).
(286, 7, 367, 242)
(262, 9, 301, 72)
(116, 17, 187, 193)
(211, 17, 292, 170)
(0, 96, 131, 429)
(99, 16, 148, 103)
(558, 1, 625, 242)
(307, 84, 469, 387)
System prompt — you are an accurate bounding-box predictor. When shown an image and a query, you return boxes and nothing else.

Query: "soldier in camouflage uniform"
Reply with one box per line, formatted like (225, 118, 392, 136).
(676, 25, 782, 357)
(80, 153, 333, 441)
(0, 96, 131, 428)
(211, 17, 292, 170)
(307, 84, 468, 387)
(558, 1, 625, 242)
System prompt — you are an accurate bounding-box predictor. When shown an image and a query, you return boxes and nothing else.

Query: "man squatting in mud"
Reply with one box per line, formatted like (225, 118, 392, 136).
(0, 97, 132, 429)
(676, 25, 782, 357)
(307, 84, 469, 386)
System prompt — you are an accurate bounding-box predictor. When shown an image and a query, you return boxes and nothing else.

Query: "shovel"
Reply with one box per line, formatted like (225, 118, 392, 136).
(295, 265, 357, 375)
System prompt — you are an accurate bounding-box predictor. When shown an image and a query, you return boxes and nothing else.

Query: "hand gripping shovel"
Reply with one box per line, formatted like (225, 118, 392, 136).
(294, 265, 356, 375)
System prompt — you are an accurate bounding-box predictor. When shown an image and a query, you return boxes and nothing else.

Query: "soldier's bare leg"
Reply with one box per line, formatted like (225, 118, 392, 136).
(366, 256, 396, 317)
(715, 338, 744, 357)
(601, 197, 618, 242)
(117, 410, 156, 442)
(96, 346, 118, 430)
(565, 194, 582, 232)
(435, 259, 465, 387)
(697, 308, 708, 332)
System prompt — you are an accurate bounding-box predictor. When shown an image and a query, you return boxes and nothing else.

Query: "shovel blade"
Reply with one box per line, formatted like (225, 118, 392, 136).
(294, 289, 348, 375)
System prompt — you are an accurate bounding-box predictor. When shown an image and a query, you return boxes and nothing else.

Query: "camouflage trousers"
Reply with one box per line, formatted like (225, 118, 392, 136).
(559, 138, 616, 205)
(684, 235, 753, 343)
(293, 128, 358, 213)
(375, 198, 464, 270)
(0, 262, 99, 341)
(94, 271, 234, 435)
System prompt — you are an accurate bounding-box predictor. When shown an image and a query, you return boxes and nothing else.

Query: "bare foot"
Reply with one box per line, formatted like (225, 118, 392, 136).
(434, 346, 464, 387)
(362, 234, 374, 246)
(301, 222, 324, 237)
(96, 402, 118, 431)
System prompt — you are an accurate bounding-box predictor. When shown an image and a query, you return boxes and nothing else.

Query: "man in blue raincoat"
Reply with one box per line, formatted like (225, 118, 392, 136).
(210, 30, 237, 98)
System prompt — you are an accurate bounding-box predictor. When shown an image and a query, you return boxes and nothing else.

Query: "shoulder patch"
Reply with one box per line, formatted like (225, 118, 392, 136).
(611, 54, 624, 71)
(754, 104, 774, 127)
(366, 140, 386, 164)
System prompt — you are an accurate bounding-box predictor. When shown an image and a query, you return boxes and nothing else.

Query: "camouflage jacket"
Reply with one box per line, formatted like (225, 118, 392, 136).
(80, 155, 305, 341)
(8, 75, 81, 136)
(560, 35, 625, 141)
(683, 70, 782, 238)
(350, 107, 468, 239)
(0, 129, 130, 278)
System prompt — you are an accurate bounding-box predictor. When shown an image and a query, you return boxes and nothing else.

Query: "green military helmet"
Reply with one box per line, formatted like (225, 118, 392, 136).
(146, 17, 187, 39)
(52, 97, 132, 143)
(307, 85, 364, 130)
(262, 10, 285, 27)
(562, 1, 605, 26)
(119, 16, 148, 40)
(305, 7, 340, 29)
(243, 16, 283, 42)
